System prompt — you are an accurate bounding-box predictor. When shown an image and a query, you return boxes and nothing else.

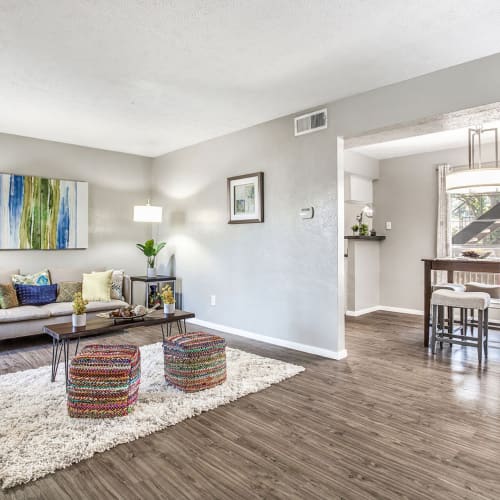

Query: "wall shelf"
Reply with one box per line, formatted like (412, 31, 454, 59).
(345, 236, 386, 241)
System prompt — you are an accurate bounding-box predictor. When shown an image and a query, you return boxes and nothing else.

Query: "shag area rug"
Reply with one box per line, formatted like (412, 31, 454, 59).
(0, 342, 304, 489)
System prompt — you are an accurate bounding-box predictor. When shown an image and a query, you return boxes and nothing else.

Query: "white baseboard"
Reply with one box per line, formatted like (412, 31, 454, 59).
(345, 306, 380, 317)
(346, 305, 424, 317)
(378, 305, 424, 316)
(186, 318, 347, 360)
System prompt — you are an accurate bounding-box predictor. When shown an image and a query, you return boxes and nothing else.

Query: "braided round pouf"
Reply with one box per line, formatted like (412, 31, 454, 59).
(163, 332, 226, 392)
(67, 344, 141, 419)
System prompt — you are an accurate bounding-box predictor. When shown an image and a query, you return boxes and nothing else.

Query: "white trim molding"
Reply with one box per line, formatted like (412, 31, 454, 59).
(186, 318, 347, 360)
(345, 305, 424, 317)
(345, 306, 380, 317)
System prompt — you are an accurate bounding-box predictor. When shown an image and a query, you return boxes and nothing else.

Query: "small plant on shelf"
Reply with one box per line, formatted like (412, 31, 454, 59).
(351, 224, 359, 235)
(359, 223, 369, 236)
(136, 239, 166, 277)
(160, 284, 175, 314)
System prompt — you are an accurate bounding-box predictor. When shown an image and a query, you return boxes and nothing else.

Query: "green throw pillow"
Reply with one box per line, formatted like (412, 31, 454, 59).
(12, 269, 51, 286)
(56, 282, 83, 303)
(0, 283, 19, 309)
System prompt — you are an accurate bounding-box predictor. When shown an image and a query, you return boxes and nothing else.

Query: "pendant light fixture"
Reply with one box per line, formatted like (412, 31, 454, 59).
(446, 127, 500, 193)
(133, 200, 163, 223)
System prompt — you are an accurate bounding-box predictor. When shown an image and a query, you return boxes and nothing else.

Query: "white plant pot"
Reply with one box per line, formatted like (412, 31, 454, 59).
(147, 267, 157, 278)
(72, 313, 86, 327)
(164, 303, 175, 314)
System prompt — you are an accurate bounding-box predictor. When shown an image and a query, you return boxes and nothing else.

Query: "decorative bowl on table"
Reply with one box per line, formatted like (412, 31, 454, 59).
(97, 305, 149, 322)
(461, 250, 492, 259)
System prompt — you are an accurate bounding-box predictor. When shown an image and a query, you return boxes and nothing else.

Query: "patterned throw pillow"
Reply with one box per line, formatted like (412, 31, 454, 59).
(110, 269, 124, 300)
(56, 282, 83, 303)
(12, 269, 51, 286)
(15, 284, 58, 305)
(0, 283, 19, 309)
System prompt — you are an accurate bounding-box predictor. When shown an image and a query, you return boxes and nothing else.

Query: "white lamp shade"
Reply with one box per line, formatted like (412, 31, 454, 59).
(446, 168, 500, 194)
(133, 204, 163, 222)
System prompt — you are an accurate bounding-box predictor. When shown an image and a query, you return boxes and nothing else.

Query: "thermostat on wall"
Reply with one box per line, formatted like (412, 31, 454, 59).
(300, 207, 314, 219)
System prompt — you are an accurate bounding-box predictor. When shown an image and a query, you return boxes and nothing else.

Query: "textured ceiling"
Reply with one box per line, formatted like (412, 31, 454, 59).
(1, 1, 500, 157)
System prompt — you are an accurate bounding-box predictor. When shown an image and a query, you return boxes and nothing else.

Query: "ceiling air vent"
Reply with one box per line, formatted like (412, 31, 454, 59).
(294, 108, 327, 136)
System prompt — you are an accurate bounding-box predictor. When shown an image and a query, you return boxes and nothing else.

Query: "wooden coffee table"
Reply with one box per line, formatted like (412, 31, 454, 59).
(43, 310, 195, 385)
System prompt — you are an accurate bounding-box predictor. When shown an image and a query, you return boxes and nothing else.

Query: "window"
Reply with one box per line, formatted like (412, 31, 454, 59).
(450, 192, 500, 257)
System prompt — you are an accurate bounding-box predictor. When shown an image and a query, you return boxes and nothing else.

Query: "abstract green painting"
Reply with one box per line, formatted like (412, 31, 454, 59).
(0, 174, 88, 249)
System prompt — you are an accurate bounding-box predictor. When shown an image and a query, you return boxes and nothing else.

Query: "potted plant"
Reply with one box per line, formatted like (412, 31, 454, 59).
(72, 292, 88, 327)
(160, 284, 175, 314)
(136, 239, 166, 277)
(351, 224, 359, 236)
(359, 223, 369, 236)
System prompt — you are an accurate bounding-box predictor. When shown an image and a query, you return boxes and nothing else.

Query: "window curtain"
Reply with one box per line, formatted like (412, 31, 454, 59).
(436, 164, 451, 283)
(436, 164, 451, 258)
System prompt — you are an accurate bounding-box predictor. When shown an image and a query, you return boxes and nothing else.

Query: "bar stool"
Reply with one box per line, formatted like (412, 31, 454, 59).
(465, 282, 500, 335)
(431, 283, 466, 334)
(431, 290, 490, 363)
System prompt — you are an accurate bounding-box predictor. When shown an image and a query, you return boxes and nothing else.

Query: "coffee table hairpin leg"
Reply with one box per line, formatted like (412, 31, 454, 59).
(161, 321, 187, 344)
(51, 337, 74, 390)
(51, 337, 62, 382)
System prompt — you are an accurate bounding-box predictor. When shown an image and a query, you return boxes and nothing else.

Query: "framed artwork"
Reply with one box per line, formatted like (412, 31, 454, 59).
(0, 173, 88, 250)
(227, 172, 264, 224)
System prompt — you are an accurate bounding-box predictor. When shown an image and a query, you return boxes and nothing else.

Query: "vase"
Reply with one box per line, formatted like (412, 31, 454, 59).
(72, 313, 86, 327)
(164, 303, 175, 314)
(147, 267, 157, 278)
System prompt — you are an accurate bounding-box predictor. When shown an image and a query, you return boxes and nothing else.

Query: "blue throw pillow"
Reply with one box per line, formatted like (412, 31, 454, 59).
(15, 284, 58, 306)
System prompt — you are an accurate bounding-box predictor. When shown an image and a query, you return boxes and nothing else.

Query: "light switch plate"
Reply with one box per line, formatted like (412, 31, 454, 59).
(300, 207, 314, 219)
(385, 221, 392, 230)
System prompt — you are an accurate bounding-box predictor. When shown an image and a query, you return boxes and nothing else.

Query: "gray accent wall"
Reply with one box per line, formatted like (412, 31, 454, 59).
(0, 133, 152, 275)
(152, 117, 339, 352)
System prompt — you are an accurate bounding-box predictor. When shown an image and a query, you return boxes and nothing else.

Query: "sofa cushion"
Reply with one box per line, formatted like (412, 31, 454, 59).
(40, 299, 128, 318)
(56, 281, 83, 302)
(0, 269, 19, 284)
(0, 306, 51, 323)
(82, 271, 112, 302)
(0, 283, 19, 309)
(15, 284, 58, 306)
(12, 269, 51, 286)
(110, 270, 124, 300)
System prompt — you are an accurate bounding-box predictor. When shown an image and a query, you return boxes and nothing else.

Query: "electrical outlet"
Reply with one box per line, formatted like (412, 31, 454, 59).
(210, 295, 216, 306)
(385, 221, 392, 230)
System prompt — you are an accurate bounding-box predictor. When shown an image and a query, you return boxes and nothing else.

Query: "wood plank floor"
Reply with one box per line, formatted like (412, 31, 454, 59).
(1, 312, 500, 499)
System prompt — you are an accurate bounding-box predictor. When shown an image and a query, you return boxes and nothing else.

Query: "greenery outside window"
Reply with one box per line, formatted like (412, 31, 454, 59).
(450, 192, 500, 257)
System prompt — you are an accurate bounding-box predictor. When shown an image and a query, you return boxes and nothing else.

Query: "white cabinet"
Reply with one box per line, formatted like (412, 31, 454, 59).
(345, 174, 373, 204)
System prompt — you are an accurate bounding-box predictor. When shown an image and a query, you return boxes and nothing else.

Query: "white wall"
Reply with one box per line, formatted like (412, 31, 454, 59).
(152, 53, 500, 357)
(0, 133, 152, 276)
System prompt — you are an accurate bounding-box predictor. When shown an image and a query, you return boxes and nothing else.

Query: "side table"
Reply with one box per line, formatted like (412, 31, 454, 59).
(130, 275, 177, 307)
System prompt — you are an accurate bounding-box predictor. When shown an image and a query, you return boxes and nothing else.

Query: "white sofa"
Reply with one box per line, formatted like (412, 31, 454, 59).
(0, 268, 131, 340)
